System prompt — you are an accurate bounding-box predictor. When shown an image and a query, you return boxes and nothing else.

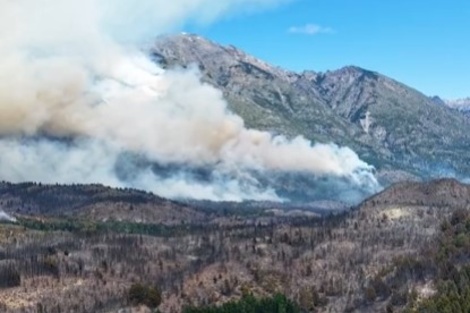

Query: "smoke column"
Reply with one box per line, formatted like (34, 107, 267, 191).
(0, 209, 16, 222)
(0, 0, 380, 202)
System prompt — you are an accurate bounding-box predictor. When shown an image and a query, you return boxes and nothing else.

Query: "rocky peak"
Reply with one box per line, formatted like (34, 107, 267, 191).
(153, 33, 294, 82)
(330, 65, 379, 78)
(429, 95, 447, 106)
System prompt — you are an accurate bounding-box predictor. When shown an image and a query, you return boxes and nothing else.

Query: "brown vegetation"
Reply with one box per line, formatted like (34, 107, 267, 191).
(0, 179, 469, 312)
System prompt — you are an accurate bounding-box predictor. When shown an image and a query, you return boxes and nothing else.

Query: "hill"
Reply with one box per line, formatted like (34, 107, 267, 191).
(361, 178, 470, 208)
(0, 181, 205, 224)
(1, 179, 470, 312)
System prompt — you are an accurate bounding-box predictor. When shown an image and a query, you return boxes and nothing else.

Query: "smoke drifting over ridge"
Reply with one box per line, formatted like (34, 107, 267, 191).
(0, 0, 380, 202)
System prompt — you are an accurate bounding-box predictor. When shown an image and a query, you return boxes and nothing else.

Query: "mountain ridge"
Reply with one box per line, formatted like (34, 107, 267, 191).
(0, 181, 205, 224)
(445, 97, 470, 117)
(151, 33, 470, 183)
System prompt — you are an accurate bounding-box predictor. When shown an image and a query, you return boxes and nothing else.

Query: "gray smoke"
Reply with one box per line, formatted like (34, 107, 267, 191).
(0, 0, 380, 203)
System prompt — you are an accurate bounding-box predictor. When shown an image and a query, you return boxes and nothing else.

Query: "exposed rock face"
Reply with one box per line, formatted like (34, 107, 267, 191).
(151, 34, 470, 181)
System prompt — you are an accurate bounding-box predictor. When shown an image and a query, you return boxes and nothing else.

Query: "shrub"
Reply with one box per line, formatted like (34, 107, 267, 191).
(128, 283, 162, 309)
(0, 267, 21, 288)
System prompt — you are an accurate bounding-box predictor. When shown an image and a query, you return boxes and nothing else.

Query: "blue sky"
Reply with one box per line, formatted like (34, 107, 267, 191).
(186, 0, 469, 99)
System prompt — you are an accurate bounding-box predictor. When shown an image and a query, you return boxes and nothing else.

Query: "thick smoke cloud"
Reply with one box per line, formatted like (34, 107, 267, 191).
(0, 0, 380, 202)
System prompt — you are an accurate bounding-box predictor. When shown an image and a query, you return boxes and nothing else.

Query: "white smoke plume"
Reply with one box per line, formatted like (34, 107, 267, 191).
(0, 0, 379, 202)
(0, 210, 16, 223)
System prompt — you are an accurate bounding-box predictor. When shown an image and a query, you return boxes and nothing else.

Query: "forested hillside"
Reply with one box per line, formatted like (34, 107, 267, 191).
(1, 180, 470, 312)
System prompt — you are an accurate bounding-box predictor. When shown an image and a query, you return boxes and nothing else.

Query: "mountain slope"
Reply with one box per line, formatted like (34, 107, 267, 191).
(2, 178, 469, 313)
(151, 34, 470, 181)
(0, 182, 205, 224)
(152, 34, 356, 144)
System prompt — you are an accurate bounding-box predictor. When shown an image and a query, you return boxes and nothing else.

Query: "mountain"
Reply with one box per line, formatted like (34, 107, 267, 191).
(444, 97, 470, 117)
(151, 34, 470, 182)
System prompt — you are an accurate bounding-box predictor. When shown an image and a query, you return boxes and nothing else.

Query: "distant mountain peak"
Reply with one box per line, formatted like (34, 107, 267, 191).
(443, 97, 470, 117)
(429, 95, 447, 106)
(338, 65, 376, 73)
(445, 97, 470, 108)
